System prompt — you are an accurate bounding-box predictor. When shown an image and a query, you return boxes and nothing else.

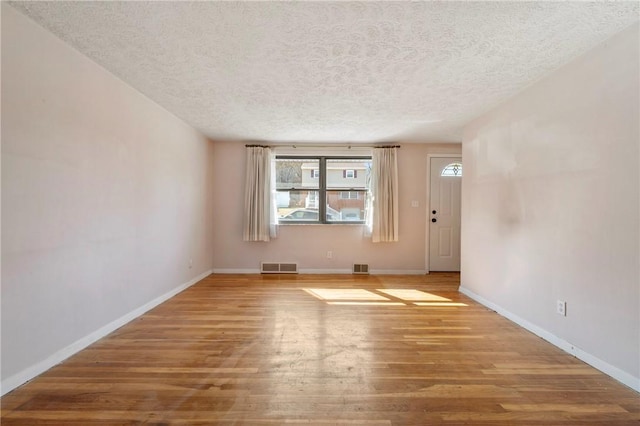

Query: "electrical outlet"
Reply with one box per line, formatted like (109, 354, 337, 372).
(557, 300, 566, 316)
(327, 251, 332, 259)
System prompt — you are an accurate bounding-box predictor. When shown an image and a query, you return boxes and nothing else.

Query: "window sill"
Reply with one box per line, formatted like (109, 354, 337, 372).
(278, 222, 366, 226)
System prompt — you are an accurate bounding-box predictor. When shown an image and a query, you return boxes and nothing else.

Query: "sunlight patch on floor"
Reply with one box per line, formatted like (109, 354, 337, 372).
(302, 288, 466, 308)
(327, 302, 405, 306)
(377, 289, 451, 302)
(414, 302, 468, 307)
(303, 288, 389, 301)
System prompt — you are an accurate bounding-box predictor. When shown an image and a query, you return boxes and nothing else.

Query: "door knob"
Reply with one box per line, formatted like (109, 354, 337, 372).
(432, 210, 437, 214)
(432, 218, 437, 223)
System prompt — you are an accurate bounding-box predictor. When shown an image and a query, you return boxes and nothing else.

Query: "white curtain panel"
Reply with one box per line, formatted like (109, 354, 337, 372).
(371, 147, 399, 242)
(243, 146, 277, 242)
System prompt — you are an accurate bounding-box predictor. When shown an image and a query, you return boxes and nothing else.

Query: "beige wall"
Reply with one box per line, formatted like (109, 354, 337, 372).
(212, 141, 460, 273)
(1, 4, 216, 393)
(461, 23, 639, 390)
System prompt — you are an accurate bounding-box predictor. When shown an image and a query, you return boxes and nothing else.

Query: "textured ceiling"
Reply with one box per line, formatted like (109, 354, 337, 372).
(9, 1, 640, 143)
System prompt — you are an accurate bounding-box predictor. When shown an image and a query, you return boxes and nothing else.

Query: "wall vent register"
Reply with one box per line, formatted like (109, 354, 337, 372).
(260, 262, 299, 274)
(353, 264, 370, 274)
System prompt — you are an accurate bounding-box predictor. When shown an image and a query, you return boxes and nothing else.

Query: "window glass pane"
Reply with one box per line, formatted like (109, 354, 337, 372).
(277, 190, 319, 221)
(276, 158, 319, 189)
(326, 190, 367, 222)
(326, 159, 371, 189)
(441, 163, 462, 177)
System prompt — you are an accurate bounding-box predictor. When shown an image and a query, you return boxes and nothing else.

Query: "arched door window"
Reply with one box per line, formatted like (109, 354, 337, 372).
(441, 162, 462, 177)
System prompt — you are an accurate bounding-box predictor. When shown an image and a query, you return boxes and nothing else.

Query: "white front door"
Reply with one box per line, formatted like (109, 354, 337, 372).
(429, 157, 462, 272)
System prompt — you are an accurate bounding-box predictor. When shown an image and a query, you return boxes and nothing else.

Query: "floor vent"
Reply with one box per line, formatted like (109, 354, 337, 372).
(260, 262, 298, 274)
(353, 264, 369, 274)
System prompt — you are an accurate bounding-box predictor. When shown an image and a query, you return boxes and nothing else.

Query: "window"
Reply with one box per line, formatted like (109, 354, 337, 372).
(340, 191, 360, 200)
(276, 156, 371, 223)
(441, 162, 462, 177)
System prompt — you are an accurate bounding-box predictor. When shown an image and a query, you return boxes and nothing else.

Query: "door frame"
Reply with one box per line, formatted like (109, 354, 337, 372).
(425, 153, 462, 274)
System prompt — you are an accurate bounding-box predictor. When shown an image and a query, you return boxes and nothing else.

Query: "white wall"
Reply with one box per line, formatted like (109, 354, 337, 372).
(461, 23, 639, 390)
(212, 141, 460, 273)
(1, 4, 215, 393)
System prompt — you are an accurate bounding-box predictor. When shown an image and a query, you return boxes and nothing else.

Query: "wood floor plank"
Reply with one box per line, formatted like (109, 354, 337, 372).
(2, 273, 638, 425)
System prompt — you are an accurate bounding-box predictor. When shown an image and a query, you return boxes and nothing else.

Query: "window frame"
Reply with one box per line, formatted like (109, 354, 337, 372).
(276, 155, 371, 224)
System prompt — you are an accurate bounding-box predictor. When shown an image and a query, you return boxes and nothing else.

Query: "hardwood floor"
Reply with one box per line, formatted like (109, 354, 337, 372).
(2, 273, 638, 425)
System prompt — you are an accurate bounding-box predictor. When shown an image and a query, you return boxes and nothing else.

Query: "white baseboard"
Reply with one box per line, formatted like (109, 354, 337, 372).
(212, 268, 261, 274)
(212, 268, 426, 275)
(459, 286, 640, 393)
(299, 268, 352, 274)
(303, 269, 423, 275)
(1, 269, 213, 397)
(370, 269, 426, 275)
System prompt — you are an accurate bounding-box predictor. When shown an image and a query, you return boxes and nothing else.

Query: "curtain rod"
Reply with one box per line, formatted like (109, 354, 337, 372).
(245, 144, 400, 149)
